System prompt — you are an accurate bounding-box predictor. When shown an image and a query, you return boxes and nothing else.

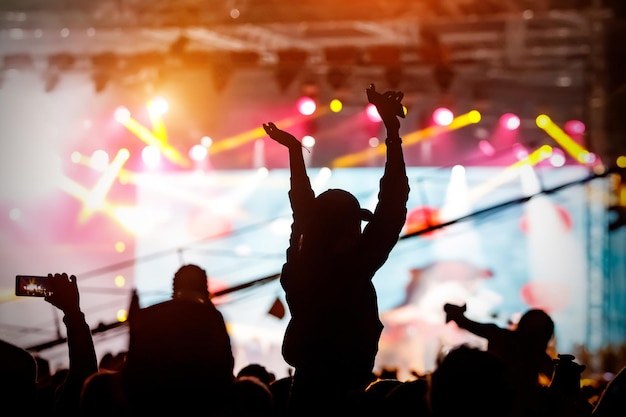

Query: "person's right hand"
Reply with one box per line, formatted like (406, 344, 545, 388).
(443, 303, 466, 323)
(44, 273, 81, 315)
(263, 122, 300, 149)
(366, 84, 404, 131)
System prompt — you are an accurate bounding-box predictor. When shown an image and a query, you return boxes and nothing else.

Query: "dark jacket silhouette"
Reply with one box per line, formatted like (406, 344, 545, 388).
(264, 84, 409, 415)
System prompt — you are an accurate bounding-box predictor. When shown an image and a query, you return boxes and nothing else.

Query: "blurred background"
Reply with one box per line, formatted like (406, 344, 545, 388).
(0, 0, 625, 380)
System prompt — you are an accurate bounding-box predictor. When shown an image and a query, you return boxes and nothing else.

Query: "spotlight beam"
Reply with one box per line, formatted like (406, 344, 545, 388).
(120, 116, 190, 168)
(79, 149, 130, 223)
(210, 112, 328, 155)
(331, 110, 481, 168)
(468, 145, 553, 203)
(536, 115, 591, 165)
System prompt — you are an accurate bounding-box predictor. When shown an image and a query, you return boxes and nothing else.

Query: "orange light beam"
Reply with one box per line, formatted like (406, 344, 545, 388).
(332, 110, 482, 168)
(536, 115, 591, 165)
(469, 145, 553, 203)
(79, 148, 131, 223)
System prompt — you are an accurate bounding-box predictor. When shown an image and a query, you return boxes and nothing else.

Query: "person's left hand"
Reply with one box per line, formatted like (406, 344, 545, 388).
(44, 273, 81, 314)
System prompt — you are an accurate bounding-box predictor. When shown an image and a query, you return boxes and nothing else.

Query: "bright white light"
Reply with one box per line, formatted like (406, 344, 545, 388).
(189, 144, 208, 161)
(296, 96, 316, 116)
(368, 137, 380, 147)
(114, 106, 131, 123)
(433, 107, 454, 126)
(201, 136, 213, 147)
(302, 135, 316, 148)
(90, 150, 109, 171)
(365, 103, 382, 123)
(500, 113, 521, 131)
(235, 244, 251, 256)
(142, 146, 161, 168)
(149, 97, 169, 115)
(549, 149, 566, 167)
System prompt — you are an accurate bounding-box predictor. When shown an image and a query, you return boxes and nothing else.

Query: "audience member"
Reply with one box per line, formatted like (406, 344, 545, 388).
(263, 83, 409, 416)
(43, 272, 99, 414)
(444, 303, 556, 416)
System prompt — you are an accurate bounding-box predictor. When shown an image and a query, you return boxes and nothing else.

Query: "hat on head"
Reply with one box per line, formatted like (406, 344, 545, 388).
(314, 189, 373, 222)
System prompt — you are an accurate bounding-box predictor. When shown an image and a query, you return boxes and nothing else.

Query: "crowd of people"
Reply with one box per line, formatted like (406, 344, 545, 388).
(2, 84, 625, 416)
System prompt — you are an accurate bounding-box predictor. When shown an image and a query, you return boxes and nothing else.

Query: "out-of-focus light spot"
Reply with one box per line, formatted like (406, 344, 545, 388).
(302, 135, 315, 148)
(478, 140, 495, 156)
(114, 106, 131, 123)
(468, 110, 481, 123)
(117, 309, 128, 322)
(149, 97, 168, 115)
(201, 136, 213, 147)
(474, 127, 489, 139)
(433, 107, 454, 126)
(368, 137, 380, 147)
(235, 245, 251, 256)
(230, 8, 240, 19)
(500, 113, 521, 131)
(270, 218, 292, 236)
(329, 98, 343, 113)
(617, 155, 626, 168)
(549, 148, 566, 167)
(513, 143, 529, 160)
(536, 114, 550, 128)
(296, 96, 316, 116)
(9, 28, 24, 39)
(365, 103, 381, 122)
(60, 28, 70, 37)
(9, 208, 21, 221)
(189, 144, 208, 161)
(142, 145, 161, 168)
(564, 120, 586, 135)
(114, 275, 125, 287)
(86, 27, 96, 37)
(70, 151, 81, 164)
(91, 150, 109, 171)
(115, 241, 126, 253)
(34, 29, 43, 38)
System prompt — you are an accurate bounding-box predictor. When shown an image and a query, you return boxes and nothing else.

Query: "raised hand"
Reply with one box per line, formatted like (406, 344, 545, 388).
(263, 122, 300, 149)
(366, 84, 404, 132)
(44, 273, 81, 315)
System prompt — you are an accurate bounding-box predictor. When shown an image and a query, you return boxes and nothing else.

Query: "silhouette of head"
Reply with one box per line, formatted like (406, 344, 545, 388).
(309, 188, 373, 250)
(515, 309, 554, 346)
(172, 264, 209, 302)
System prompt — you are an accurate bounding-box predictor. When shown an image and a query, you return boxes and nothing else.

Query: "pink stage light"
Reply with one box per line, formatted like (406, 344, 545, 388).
(296, 96, 316, 116)
(365, 103, 382, 123)
(499, 113, 520, 131)
(564, 120, 586, 135)
(432, 107, 453, 126)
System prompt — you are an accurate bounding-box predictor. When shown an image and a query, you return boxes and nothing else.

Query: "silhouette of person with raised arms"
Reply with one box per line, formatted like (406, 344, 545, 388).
(444, 303, 556, 417)
(263, 83, 409, 416)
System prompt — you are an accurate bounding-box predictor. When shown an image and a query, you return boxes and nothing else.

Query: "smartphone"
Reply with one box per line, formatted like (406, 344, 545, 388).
(15, 275, 53, 297)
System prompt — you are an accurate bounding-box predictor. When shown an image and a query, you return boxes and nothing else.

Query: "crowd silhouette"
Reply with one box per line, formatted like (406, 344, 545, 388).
(2, 84, 624, 417)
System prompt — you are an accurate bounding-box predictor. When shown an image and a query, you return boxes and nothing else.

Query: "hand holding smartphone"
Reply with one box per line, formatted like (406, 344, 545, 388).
(15, 275, 53, 297)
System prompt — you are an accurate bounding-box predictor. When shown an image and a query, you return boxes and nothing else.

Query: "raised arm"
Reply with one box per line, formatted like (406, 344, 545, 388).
(361, 84, 410, 256)
(263, 122, 315, 214)
(44, 273, 98, 413)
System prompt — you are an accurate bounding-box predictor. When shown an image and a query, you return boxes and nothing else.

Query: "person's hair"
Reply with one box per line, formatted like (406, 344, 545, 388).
(516, 309, 554, 347)
(172, 264, 209, 300)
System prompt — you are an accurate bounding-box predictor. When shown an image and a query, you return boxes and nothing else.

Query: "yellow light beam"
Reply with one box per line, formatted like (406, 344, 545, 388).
(79, 148, 130, 223)
(469, 145, 553, 203)
(536, 115, 591, 165)
(121, 117, 190, 168)
(332, 110, 481, 168)
(210, 111, 329, 154)
(147, 100, 168, 143)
